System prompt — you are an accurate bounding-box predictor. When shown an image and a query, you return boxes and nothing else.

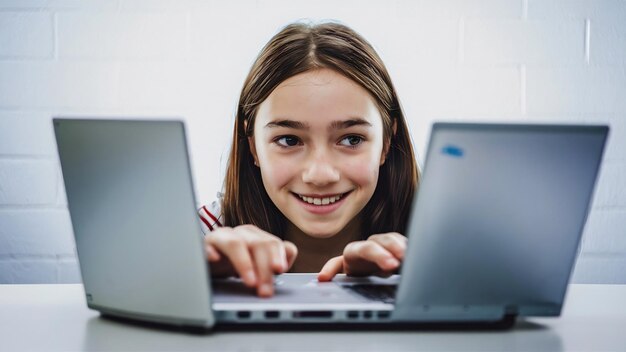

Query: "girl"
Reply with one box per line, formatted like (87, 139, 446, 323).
(198, 22, 419, 297)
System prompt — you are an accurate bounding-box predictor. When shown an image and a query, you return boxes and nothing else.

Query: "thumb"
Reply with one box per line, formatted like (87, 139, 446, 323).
(317, 256, 344, 282)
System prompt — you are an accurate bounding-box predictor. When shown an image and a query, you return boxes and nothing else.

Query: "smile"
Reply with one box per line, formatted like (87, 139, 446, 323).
(292, 191, 350, 205)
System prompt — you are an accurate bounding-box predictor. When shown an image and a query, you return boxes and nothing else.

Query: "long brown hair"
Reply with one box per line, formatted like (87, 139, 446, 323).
(222, 21, 420, 238)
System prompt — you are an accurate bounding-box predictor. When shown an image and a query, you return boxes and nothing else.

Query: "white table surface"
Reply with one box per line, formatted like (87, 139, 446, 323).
(1, 283, 625, 351)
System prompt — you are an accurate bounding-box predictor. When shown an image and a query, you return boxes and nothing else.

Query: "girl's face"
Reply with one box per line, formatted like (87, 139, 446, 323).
(251, 68, 387, 238)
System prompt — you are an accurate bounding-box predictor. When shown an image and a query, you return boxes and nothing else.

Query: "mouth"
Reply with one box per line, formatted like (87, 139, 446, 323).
(292, 191, 351, 206)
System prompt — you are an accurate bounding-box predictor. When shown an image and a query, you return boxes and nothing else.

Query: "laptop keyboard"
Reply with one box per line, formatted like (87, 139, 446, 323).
(344, 284, 397, 304)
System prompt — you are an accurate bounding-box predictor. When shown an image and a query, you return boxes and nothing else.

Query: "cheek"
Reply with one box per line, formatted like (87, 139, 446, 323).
(255, 142, 292, 190)
(343, 154, 381, 188)
(260, 156, 296, 190)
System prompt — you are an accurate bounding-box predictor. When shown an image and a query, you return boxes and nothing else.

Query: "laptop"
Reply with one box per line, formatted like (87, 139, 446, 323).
(53, 118, 608, 329)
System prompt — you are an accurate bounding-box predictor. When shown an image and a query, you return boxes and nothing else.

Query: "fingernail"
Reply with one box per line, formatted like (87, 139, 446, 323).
(274, 259, 286, 272)
(259, 283, 273, 297)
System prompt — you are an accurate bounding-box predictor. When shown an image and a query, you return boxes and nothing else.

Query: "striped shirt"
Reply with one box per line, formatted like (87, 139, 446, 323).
(197, 197, 223, 235)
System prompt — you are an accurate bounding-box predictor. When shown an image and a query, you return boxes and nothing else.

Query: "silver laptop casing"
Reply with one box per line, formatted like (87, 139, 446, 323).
(394, 123, 608, 321)
(55, 119, 608, 327)
(54, 119, 215, 328)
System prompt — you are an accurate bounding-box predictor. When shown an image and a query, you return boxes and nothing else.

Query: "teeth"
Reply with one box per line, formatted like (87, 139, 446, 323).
(298, 194, 343, 205)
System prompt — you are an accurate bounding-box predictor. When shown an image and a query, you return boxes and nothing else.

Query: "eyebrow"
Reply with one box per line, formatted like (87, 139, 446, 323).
(265, 118, 372, 130)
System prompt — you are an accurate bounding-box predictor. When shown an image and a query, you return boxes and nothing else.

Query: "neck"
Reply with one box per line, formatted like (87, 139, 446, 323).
(284, 216, 362, 273)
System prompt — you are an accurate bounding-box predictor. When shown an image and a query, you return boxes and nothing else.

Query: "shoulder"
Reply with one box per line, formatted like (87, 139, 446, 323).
(198, 193, 224, 234)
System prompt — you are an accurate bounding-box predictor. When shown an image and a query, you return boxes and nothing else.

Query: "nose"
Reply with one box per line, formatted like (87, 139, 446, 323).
(301, 152, 340, 186)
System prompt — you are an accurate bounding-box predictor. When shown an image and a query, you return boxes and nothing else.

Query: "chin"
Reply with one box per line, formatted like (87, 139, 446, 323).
(299, 224, 342, 239)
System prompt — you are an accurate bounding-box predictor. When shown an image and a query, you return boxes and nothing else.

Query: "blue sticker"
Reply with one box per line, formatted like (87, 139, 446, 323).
(441, 145, 464, 157)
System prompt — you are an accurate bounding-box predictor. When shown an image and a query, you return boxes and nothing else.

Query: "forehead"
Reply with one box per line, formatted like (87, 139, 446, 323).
(255, 68, 382, 128)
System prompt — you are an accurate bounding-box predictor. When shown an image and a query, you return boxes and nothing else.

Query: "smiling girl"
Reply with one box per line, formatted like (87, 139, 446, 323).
(198, 22, 419, 297)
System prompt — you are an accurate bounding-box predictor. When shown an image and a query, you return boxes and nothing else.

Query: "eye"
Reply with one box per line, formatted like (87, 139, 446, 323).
(275, 135, 301, 147)
(339, 135, 364, 147)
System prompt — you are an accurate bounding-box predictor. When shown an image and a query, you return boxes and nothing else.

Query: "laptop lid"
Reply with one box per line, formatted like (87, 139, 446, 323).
(54, 118, 215, 328)
(54, 118, 393, 328)
(394, 123, 608, 321)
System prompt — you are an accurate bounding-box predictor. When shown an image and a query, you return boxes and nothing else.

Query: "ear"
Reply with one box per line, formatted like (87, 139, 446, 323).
(244, 120, 260, 167)
(380, 119, 397, 166)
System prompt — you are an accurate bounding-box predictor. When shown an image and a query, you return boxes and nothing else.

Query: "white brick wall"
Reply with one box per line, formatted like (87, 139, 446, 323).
(464, 19, 585, 65)
(0, 62, 119, 108)
(0, 12, 53, 58)
(57, 12, 188, 59)
(0, 210, 74, 257)
(526, 68, 626, 114)
(397, 0, 523, 19)
(0, 0, 625, 284)
(0, 159, 57, 204)
(527, 0, 626, 21)
(0, 113, 56, 155)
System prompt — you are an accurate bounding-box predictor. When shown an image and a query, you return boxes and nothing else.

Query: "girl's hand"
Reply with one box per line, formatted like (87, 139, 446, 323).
(204, 225, 298, 297)
(317, 233, 407, 282)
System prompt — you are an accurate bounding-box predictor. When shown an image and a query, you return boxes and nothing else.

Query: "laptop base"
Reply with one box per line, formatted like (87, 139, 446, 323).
(100, 312, 517, 333)
(214, 315, 517, 331)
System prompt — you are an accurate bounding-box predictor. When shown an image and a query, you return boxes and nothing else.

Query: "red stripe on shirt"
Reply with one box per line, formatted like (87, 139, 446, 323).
(199, 212, 214, 231)
(203, 206, 222, 227)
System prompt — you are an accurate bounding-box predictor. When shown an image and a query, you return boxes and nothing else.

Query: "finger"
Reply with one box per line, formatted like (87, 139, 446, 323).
(209, 233, 257, 287)
(367, 233, 407, 260)
(317, 256, 344, 282)
(284, 241, 298, 271)
(269, 240, 288, 274)
(251, 244, 275, 297)
(204, 242, 221, 262)
(236, 226, 286, 273)
(345, 241, 400, 272)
